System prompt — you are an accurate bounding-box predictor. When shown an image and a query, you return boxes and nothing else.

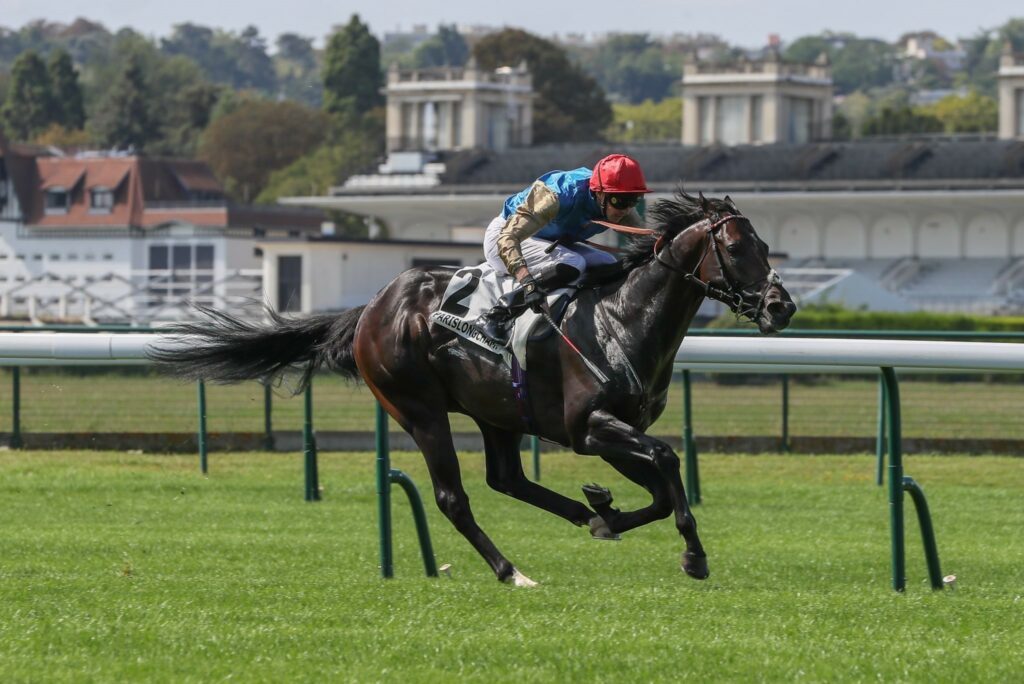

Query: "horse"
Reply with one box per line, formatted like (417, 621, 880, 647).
(150, 190, 796, 586)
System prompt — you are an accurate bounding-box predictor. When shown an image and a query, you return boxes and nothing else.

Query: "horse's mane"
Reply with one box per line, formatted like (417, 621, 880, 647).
(620, 189, 736, 271)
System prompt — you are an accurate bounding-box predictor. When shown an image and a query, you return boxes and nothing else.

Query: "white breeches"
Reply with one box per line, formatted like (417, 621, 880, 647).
(482, 215, 617, 279)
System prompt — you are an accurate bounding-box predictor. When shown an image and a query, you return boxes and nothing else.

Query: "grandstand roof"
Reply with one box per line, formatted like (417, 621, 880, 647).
(332, 135, 1024, 196)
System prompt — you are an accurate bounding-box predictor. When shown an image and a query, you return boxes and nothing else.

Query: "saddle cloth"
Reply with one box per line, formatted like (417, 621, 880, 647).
(429, 265, 570, 369)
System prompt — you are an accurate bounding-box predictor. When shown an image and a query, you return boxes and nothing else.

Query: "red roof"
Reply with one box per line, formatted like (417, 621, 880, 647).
(38, 161, 85, 190)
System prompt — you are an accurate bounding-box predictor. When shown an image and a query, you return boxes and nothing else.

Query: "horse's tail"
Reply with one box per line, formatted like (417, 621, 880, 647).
(147, 304, 365, 390)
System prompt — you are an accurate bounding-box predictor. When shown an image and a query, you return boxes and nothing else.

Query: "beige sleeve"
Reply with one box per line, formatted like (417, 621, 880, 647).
(496, 181, 560, 275)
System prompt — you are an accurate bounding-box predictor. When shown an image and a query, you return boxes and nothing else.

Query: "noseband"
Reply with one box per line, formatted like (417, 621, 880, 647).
(654, 213, 783, 320)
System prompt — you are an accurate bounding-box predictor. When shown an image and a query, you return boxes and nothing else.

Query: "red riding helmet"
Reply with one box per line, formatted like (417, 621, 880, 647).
(589, 154, 651, 194)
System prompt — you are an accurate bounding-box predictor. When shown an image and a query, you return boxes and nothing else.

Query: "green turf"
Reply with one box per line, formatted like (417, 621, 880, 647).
(1, 450, 1022, 682)
(2, 370, 1022, 440)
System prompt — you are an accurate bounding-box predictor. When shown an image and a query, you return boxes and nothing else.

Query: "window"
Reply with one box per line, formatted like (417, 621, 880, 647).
(147, 243, 216, 306)
(90, 188, 114, 212)
(278, 256, 302, 312)
(45, 189, 69, 214)
(787, 97, 813, 143)
(750, 96, 763, 144)
(698, 97, 714, 145)
(715, 96, 746, 146)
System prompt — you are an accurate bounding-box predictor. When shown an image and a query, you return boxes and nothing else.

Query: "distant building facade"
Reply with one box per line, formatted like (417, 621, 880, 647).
(999, 43, 1024, 140)
(681, 50, 833, 146)
(383, 59, 533, 154)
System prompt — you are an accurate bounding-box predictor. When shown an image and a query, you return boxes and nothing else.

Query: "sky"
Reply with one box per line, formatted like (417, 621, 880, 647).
(0, 0, 1018, 48)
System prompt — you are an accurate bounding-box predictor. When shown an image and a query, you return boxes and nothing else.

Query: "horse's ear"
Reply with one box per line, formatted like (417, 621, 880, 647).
(698, 191, 710, 215)
(724, 194, 738, 211)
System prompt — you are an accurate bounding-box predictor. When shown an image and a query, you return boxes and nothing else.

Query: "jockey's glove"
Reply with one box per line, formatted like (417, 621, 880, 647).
(520, 275, 546, 312)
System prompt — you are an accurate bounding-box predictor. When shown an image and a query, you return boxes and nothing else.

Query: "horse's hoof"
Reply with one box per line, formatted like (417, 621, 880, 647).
(502, 567, 538, 588)
(582, 483, 613, 508)
(681, 551, 709, 580)
(588, 515, 621, 541)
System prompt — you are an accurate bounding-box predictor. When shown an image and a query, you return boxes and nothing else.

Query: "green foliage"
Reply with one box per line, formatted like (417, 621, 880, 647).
(160, 23, 276, 92)
(274, 33, 321, 107)
(790, 302, 1024, 332)
(89, 51, 157, 151)
(322, 15, 383, 121)
(860, 102, 942, 136)
(574, 33, 678, 104)
(46, 49, 85, 130)
(412, 25, 469, 68)
(785, 33, 897, 95)
(0, 50, 56, 140)
(473, 28, 611, 143)
(199, 99, 329, 201)
(256, 121, 382, 205)
(921, 90, 998, 133)
(605, 98, 681, 142)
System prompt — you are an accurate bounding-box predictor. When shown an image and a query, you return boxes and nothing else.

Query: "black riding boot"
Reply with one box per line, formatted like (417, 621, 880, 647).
(473, 264, 582, 345)
(474, 287, 531, 345)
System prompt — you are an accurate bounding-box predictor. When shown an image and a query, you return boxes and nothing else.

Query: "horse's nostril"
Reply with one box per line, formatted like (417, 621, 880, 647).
(767, 300, 796, 319)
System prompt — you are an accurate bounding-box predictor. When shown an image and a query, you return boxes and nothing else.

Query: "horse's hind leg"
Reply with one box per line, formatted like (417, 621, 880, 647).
(475, 421, 610, 535)
(378, 397, 535, 586)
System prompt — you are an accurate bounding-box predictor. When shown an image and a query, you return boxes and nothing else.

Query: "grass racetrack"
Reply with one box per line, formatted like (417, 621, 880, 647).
(1, 450, 1022, 682)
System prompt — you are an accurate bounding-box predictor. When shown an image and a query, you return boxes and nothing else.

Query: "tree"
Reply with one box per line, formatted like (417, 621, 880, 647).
(861, 104, 942, 137)
(47, 49, 85, 130)
(199, 99, 329, 201)
(322, 15, 383, 121)
(473, 29, 612, 143)
(923, 91, 998, 133)
(605, 98, 681, 142)
(785, 33, 896, 95)
(91, 51, 157, 150)
(275, 33, 321, 106)
(412, 25, 469, 68)
(1, 50, 56, 140)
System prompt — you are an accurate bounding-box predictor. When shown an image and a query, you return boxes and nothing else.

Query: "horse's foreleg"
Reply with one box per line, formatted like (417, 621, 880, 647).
(576, 410, 708, 580)
(476, 421, 598, 530)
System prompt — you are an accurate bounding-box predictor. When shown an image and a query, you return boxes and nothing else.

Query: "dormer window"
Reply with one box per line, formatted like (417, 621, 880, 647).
(90, 187, 114, 213)
(45, 188, 69, 214)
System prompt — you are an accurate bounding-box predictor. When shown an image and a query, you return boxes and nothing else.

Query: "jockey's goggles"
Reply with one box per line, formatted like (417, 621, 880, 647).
(607, 193, 642, 210)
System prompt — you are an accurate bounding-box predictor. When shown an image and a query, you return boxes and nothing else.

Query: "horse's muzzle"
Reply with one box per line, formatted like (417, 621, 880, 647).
(757, 293, 797, 334)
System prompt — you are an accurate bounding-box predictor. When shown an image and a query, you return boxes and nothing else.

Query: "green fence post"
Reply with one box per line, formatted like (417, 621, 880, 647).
(263, 382, 274, 451)
(876, 374, 887, 487)
(11, 367, 22, 449)
(880, 367, 905, 591)
(780, 373, 790, 452)
(388, 470, 439, 577)
(197, 380, 208, 474)
(376, 401, 394, 578)
(902, 477, 944, 590)
(531, 435, 541, 481)
(682, 370, 701, 505)
(303, 382, 320, 502)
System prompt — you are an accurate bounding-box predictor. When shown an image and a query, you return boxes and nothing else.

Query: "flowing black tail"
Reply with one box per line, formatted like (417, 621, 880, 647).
(147, 304, 365, 390)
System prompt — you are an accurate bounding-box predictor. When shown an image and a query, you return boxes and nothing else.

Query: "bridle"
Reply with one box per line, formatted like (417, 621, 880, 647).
(653, 213, 783, 321)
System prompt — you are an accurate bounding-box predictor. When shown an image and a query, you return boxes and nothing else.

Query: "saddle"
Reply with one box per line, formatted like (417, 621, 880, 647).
(429, 265, 575, 368)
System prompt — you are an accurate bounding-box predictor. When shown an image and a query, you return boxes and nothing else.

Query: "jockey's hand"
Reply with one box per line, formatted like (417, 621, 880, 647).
(520, 275, 546, 312)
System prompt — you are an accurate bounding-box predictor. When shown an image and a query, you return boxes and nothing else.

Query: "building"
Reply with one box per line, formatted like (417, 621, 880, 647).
(383, 59, 533, 154)
(681, 50, 833, 146)
(999, 43, 1024, 140)
(0, 136, 324, 323)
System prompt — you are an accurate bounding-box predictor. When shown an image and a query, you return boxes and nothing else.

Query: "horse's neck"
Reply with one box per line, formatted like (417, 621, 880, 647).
(600, 258, 703, 383)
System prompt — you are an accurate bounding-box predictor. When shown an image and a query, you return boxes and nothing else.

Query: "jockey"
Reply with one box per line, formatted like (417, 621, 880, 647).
(475, 153, 651, 344)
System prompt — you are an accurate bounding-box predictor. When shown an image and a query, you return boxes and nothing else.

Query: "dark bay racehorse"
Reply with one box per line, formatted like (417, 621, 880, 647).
(151, 191, 795, 586)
